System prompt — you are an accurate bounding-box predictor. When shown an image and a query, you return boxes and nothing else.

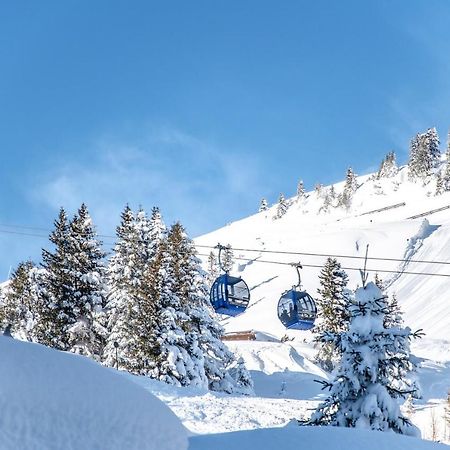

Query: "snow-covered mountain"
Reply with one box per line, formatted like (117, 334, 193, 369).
(196, 163, 450, 341)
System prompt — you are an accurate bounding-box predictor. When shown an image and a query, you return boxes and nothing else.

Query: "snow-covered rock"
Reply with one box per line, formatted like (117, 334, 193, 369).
(0, 336, 188, 450)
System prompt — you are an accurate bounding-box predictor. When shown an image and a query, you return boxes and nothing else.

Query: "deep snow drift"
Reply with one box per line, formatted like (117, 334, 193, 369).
(189, 424, 449, 450)
(0, 336, 188, 450)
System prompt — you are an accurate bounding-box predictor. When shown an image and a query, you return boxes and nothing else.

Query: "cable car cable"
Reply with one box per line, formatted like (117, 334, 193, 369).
(196, 253, 450, 279)
(195, 243, 450, 267)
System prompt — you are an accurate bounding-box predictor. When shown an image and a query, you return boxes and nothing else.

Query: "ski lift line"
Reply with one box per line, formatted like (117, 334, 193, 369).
(0, 229, 49, 239)
(196, 253, 450, 279)
(0, 223, 117, 240)
(195, 244, 450, 267)
(0, 228, 116, 246)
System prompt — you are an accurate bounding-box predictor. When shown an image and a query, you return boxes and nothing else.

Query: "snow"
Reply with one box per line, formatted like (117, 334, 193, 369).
(188, 424, 449, 450)
(3, 163, 450, 448)
(195, 163, 450, 340)
(0, 336, 188, 450)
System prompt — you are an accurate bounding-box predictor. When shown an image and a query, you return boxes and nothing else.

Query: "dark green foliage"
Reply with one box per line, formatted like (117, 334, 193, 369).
(314, 258, 350, 371)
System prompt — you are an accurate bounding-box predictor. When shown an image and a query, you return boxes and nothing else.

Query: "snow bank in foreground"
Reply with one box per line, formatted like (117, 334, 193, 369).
(189, 424, 448, 450)
(0, 337, 188, 450)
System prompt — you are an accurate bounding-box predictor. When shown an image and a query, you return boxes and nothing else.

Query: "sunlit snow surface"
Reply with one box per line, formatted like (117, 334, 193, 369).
(0, 336, 188, 450)
(189, 425, 450, 450)
(4, 165, 450, 449)
(196, 166, 450, 339)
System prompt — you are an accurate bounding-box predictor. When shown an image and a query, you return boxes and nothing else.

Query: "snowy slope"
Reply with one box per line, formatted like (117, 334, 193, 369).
(189, 424, 449, 450)
(196, 165, 450, 341)
(0, 336, 188, 450)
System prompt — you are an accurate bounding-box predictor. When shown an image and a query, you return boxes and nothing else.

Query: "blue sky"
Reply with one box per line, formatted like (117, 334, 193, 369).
(1, 0, 450, 276)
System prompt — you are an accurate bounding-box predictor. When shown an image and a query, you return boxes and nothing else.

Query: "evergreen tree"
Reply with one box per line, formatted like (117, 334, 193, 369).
(445, 390, 450, 434)
(427, 127, 441, 167)
(409, 128, 440, 180)
(337, 190, 351, 210)
(329, 185, 336, 199)
(314, 183, 324, 198)
(221, 244, 234, 273)
(345, 167, 358, 193)
(127, 237, 196, 385)
(374, 273, 384, 291)
(103, 205, 138, 369)
(441, 140, 450, 191)
(377, 152, 398, 179)
(38, 205, 107, 357)
(206, 251, 220, 287)
(166, 222, 207, 387)
(259, 198, 269, 212)
(314, 258, 350, 371)
(384, 293, 403, 329)
(38, 207, 73, 350)
(149, 206, 166, 243)
(402, 394, 415, 419)
(275, 193, 288, 219)
(436, 173, 444, 195)
(103, 205, 163, 370)
(65, 203, 107, 358)
(227, 356, 254, 395)
(1, 261, 46, 341)
(0, 284, 6, 325)
(167, 223, 253, 394)
(337, 168, 357, 210)
(319, 187, 335, 213)
(305, 282, 421, 437)
(297, 180, 305, 200)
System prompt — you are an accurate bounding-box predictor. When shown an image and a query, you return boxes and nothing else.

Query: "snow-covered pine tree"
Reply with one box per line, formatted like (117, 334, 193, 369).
(374, 273, 384, 291)
(275, 193, 288, 219)
(206, 251, 220, 287)
(166, 222, 253, 394)
(221, 244, 234, 273)
(1, 261, 46, 341)
(427, 127, 441, 168)
(329, 185, 336, 199)
(314, 257, 350, 371)
(445, 390, 450, 433)
(345, 167, 358, 193)
(377, 151, 398, 179)
(441, 139, 450, 192)
(0, 284, 6, 325)
(259, 198, 269, 212)
(319, 188, 333, 214)
(149, 206, 166, 242)
(305, 282, 421, 437)
(337, 168, 357, 210)
(37, 205, 106, 356)
(126, 236, 195, 384)
(408, 133, 422, 180)
(337, 189, 351, 210)
(166, 222, 207, 388)
(103, 205, 138, 369)
(103, 205, 164, 370)
(65, 203, 107, 359)
(314, 183, 323, 198)
(402, 394, 415, 419)
(435, 174, 444, 196)
(227, 356, 254, 395)
(297, 180, 305, 200)
(38, 207, 74, 350)
(384, 293, 403, 329)
(409, 128, 440, 181)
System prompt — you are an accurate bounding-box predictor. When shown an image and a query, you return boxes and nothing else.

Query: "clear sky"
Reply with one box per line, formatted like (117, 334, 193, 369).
(1, 0, 450, 277)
